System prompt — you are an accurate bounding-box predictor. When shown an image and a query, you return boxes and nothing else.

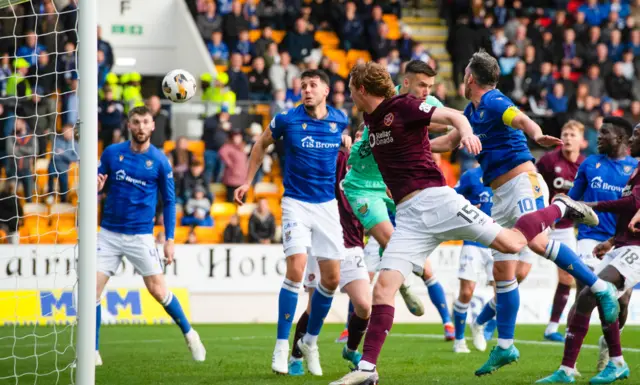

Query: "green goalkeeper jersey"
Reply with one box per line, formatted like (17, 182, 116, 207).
(342, 87, 444, 192)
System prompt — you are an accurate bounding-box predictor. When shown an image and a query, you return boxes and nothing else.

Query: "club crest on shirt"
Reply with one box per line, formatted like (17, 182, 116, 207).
(329, 122, 337, 133)
(479, 110, 485, 119)
(596, 162, 601, 169)
(383, 113, 394, 126)
(624, 165, 633, 174)
(145, 160, 154, 170)
(555, 166, 562, 173)
(358, 203, 370, 217)
(119, 155, 124, 162)
(302, 123, 307, 130)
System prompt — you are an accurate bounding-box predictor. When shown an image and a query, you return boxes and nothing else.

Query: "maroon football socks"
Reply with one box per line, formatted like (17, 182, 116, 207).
(360, 304, 395, 367)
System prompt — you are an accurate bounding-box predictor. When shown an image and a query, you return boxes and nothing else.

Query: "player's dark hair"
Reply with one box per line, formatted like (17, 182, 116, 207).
(300, 69, 331, 86)
(468, 49, 500, 88)
(128, 105, 152, 119)
(405, 60, 437, 77)
(603, 116, 633, 138)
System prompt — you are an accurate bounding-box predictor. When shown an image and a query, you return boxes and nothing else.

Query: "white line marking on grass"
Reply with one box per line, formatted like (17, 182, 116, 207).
(391, 333, 640, 353)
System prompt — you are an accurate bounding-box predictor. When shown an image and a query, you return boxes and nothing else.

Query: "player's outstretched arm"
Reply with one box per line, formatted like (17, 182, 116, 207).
(430, 107, 481, 155)
(234, 125, 276, 205)
(430, 129, 461, 153)
(511, 113, 563, 147)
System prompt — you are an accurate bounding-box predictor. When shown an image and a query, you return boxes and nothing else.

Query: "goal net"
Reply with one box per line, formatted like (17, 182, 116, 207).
(0, 0, 92, 383)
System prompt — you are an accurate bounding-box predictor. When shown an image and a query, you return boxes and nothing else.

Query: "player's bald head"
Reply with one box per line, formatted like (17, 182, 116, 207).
(349, 62, 396, 99)
(466, 50, 500, 88)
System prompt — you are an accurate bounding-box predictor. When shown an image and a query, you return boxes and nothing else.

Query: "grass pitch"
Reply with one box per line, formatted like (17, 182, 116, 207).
(0, 323, 639, 385)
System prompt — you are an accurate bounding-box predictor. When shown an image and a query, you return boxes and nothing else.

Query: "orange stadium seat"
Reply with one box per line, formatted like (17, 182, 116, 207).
(49, 203, 76, 229)
(22, 203, 49, 229)
(315, 31, 340, 47)
(193, 226, 222, 243)
(237, 203, 256, 235)
(210, 183, 227, 201)
(271, 30, 285, 44)
(57, 228, 78, 244)
(249, 30, 262, 42)
(174, 226, 191, 244)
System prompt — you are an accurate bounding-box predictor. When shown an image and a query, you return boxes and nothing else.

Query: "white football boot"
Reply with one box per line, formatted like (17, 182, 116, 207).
(185, 329, 206, 362)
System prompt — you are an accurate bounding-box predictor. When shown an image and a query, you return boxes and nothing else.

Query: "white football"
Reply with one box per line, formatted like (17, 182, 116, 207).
(162, 69, 197, 103)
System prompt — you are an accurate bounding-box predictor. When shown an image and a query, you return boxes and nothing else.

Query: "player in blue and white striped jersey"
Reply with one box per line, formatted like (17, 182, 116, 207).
(95, 106, 205, 366)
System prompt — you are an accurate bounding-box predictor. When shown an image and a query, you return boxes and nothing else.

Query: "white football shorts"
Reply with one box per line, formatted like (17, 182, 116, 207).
(363, 236, 381, 273)
(379, 186, 502, 279)
(97, 227, 163, 277)
(491, 172, 550, 263)
(549, 227, 577, 251)
(594, 245, 640, 292)
(281, 196, 345, 260)
(304, 247, 369, 293)
(458, 243, 494, 283)
(577, 238, 604, 269)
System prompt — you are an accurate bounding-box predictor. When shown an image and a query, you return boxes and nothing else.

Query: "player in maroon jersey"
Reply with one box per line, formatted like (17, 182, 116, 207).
(330, 62, 600, 385)
(288, 143, 372, 376)
(536, 120, 586, 342)
(536, 123, 640, 384)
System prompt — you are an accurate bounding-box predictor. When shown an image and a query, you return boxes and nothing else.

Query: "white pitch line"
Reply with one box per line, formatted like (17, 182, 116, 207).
(392, 333, 640, 353)
(1, 332, 639, 354)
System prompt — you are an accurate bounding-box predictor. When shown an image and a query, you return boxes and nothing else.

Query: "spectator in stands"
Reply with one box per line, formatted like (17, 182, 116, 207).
(182, 185, 214, 227)
(169, 136, 195, 188)
(218, 130, 248, 202)
(538, 29, 559, 65)
(547, 83, 569, 114)
(579, 0, 607, 26)
(491, 26, 508, 57)
(5, 58, 31, 98)
(60, 0, 78, 43)
(97, 25, 114, 71)
(498, 43, 518, 75)
(218, 0, 233, 15)
(411, 43, 431, 63)
(633, 0, 640, 25)
(202, 105, 232, 184)
(57, 41, 77, 94)
(197, 1, 223, 40)
(561, 28, 580, 69)
(620, 51, 635, 80)
(263, 42, 280, 67)
(98, 87, 124, 148)
(608, 29, 625, 63)
(281, 18, 318, 63)
(286, 77, 302, 104)
(573, 12, 589, 41)
(629, 29, 640, 56)
(248, 198, 275, 244)
(7, 118, 36, 202)
(270, 89, 290, 116)
(62, 74, 78, 125)
(492, 0, 508, 27)
(268, 51, 298, 93)
(256, 0, 285, 28)
(579, 26, 602, 69)
(38, 1, 63, 55)
(222, 0, 249, 49)
(35, 52, 56, 97)
(370, 23, 394, 61)
(223, 214, 244, 243)
(17, 30, 45, 68)
(557, 63, 576, 101)
(448, 16, 475, 88)
(235, 30, 255, 64)
(501, 60, 530, 106)
(309, 0, 330, 29)
(147, 96, 172, 149)
(366, 5, 384, 41)
(531, 61, 555, 97)
(606, 62, 633, 108)
(227, 53, 249, 100)
(0, 181, 22, 244)
(180, 159, 210, 204)
(594, 43, 613, 78)
(387, 49, 401, 79)
(98, 50, 110, 89)
(602, 12, 623, 42)
(397, 26, 415, 61)
(47, 124, 78, 203)
(522, 45, 538, 74)
(550, 10, 567, 42)
(208, 31, 230, 65)
(248, 56, 272, 101)
(512, 25, 530, 57)
(254, 26, 274, 58)
(23, 86, 56, 158)
(0, 53, 10, 96)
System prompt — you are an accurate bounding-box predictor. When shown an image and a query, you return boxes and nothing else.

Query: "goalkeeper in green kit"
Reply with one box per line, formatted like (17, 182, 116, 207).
(341, 60, 464, 341)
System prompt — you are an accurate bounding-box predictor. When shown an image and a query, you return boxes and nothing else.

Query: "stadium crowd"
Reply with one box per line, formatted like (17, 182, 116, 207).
(0, 0, 639, 244)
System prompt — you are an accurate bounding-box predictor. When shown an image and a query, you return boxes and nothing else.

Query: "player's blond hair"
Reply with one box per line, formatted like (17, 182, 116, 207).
(561, 120, 585, 135)
(349, 62, 396, 99)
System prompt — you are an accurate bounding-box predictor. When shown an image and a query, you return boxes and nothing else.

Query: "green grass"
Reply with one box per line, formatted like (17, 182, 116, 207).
(0, 323, 638, 385)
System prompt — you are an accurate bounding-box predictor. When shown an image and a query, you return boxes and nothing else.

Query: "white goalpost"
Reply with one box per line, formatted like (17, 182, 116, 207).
(76, 0, 97, 384)
(0, 0, 96, 384)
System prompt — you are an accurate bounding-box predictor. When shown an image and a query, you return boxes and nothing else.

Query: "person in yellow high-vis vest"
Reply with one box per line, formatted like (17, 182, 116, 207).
(200, 73, 215, 102)
(5, 58, 32, 98)
(99, 72, 122, 101)
(210, 72, 236, 114)
(122, 72, 144, 114)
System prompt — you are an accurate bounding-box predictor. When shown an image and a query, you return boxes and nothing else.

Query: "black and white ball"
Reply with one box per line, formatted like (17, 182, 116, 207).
(162, 69, 197, 103)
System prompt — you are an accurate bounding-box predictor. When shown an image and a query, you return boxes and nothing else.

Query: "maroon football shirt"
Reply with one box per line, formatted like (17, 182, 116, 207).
(363, 94, 446, 204)
(336, 147, 365, 249)
(537, 149, 585, 229)
(593, 165, 640, 247)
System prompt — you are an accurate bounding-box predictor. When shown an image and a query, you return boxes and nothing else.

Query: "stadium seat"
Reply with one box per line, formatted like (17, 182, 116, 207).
(174, 226, 191, 244)
(22, 203, 49, 228)
(0, 229, 6, 244)
(249, 30, 261, 42)
(271, 30, 285, 43)
(57, 228, 78, 244)
(49, 203, 76, 229)
(238, 203, 256, 234)
(215, 65, 227, 74)
(210, 183, 227, 201)
(253, 182, 279, 198)
(211, 202, 237, 218)
(314, 31, 340, 47)
(193, 226, 222, 243)
(27, 225, 57, 244)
